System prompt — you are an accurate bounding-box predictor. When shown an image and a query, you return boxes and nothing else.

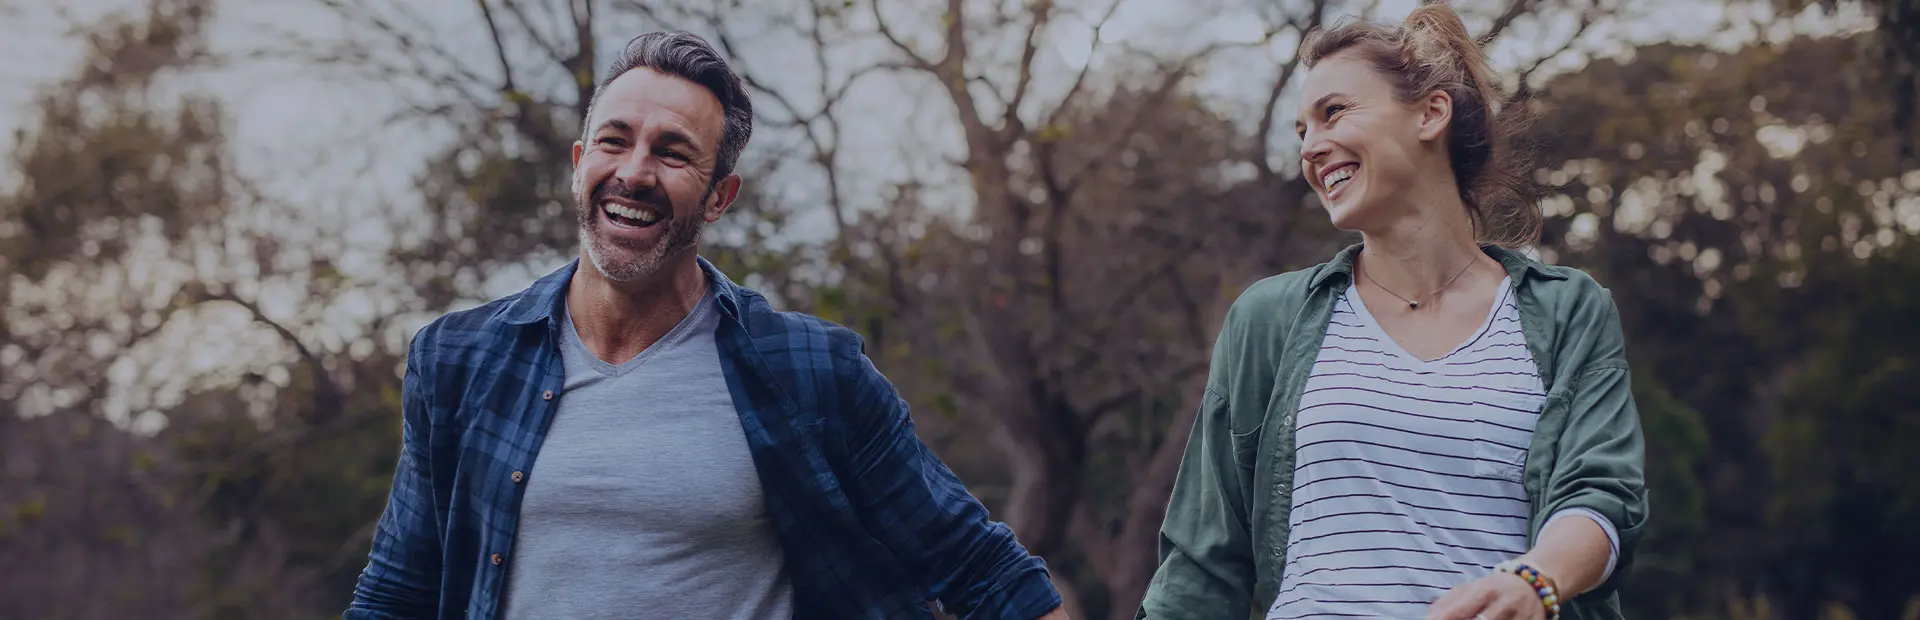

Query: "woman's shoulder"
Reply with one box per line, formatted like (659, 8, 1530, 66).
(1226, 259, 1339, 322)
(1521, 260, 1620, 319)
(1513, 256, 1631, 370)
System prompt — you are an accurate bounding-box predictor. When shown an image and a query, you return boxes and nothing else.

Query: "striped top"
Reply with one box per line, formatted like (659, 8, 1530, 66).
(1267, 277, 1549, 620)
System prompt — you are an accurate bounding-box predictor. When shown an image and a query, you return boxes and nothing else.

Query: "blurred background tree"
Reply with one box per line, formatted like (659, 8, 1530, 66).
(0, 0, 1913, 618)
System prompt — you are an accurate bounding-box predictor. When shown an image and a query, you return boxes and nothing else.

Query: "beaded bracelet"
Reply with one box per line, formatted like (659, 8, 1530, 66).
(1493, 559, 1562, 620)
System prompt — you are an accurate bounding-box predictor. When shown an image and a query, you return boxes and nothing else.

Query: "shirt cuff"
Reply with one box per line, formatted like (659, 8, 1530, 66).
(1545, 507, 1620, 582)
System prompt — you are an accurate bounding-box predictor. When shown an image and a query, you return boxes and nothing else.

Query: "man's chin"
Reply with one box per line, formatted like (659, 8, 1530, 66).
(583, 238, 666, 283)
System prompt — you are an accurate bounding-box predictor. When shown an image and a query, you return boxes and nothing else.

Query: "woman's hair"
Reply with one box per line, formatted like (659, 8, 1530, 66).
(1301, 2, 1543, 248)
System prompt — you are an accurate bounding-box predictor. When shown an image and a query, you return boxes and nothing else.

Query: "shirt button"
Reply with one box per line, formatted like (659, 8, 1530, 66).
(541, 390, 554, 400)
(491, 553, 503, 566)
(510, 471, 524, 483)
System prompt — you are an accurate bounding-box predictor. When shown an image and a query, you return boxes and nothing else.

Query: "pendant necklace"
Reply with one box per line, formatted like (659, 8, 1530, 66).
(1362, 258, 1475, 310)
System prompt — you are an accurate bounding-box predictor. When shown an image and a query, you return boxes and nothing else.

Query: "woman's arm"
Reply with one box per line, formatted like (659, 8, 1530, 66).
(1425, 513, 1612, 619)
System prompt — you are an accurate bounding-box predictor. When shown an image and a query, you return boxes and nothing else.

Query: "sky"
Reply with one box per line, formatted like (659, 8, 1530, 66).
(0, 0, 1878, 430)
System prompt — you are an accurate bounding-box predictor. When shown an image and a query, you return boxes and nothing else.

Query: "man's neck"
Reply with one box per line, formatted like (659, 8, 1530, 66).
(565, 253, 709, 365)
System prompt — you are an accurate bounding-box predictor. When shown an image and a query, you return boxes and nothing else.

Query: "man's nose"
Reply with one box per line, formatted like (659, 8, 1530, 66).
(611, 150, 660, 189)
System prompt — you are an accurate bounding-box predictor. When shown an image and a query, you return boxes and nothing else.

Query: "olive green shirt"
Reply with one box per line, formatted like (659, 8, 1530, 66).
(1137, 243, 1648, 620)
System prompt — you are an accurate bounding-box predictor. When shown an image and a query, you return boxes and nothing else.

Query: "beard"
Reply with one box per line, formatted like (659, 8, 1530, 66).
(575, 177, 707, 283)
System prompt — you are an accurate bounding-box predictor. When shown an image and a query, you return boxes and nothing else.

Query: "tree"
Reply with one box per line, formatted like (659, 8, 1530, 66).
(1528, 31, 1920, 617)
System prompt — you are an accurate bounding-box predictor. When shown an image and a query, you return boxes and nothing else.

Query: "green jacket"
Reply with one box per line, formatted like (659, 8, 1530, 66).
(1136, 243, 1648, 620)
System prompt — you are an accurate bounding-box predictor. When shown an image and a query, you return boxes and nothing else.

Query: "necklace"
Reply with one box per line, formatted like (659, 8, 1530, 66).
(1361, 258, 1476, 310)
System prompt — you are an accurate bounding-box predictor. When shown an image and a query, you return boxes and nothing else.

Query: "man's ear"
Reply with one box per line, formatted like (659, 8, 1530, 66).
(570, 141, 585, 197)
(704, 174, 742, 222)
(1417, 90, 1453, 142)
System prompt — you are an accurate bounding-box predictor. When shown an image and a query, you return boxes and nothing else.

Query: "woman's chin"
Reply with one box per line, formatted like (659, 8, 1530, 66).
(1323, 194, 1375, 232)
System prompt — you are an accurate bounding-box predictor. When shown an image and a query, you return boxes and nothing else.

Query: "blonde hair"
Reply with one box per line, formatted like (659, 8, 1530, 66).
(1301, 1, 1543, 248)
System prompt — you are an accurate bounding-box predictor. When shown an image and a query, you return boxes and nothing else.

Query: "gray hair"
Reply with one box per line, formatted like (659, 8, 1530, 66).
(582, 31, 754, 184)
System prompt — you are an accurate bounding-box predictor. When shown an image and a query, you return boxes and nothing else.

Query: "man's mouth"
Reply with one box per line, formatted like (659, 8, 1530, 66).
(602, 201, 663, 228)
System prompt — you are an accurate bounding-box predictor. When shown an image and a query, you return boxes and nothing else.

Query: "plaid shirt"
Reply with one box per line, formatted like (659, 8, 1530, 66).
(345, 257, 1061, 620)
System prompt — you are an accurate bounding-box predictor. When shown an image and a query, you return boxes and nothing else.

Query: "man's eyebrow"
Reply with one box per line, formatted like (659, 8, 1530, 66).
(654, 128, 701, 153)
(592, 119, 631, 135)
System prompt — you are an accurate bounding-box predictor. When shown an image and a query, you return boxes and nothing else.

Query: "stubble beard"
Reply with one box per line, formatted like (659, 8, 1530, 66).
(576, 178, 709, 284)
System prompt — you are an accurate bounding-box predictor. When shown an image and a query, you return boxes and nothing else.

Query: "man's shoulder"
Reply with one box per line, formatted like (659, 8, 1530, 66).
(730, 288, 865, 361)
(410, 293, 530, 353)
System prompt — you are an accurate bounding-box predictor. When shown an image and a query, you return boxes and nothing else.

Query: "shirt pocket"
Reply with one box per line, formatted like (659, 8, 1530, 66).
(1469, 391, 1545, 483)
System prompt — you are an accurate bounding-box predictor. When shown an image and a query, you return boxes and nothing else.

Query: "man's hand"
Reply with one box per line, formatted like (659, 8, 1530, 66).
(1425, 571, 1544, 620)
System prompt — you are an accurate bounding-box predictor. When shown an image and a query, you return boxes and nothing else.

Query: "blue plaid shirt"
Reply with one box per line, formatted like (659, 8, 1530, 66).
(345, 257, 1061, 620)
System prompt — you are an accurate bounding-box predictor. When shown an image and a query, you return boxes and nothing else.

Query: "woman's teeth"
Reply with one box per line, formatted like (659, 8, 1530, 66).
(1323, 165, 1356, 190)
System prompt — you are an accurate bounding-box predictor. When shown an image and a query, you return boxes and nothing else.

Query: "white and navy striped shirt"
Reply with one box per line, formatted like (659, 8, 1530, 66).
(1267, 277, 1616, 620)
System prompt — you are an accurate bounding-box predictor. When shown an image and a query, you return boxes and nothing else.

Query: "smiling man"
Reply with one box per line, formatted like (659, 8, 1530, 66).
(343, 31, 1068, 620)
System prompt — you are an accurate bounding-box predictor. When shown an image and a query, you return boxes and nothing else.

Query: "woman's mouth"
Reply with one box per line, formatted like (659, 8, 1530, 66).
(1322, 163, 1359, 200)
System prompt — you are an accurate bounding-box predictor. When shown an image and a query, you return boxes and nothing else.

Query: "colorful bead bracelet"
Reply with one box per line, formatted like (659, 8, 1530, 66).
(1493, 559, 1562, 620)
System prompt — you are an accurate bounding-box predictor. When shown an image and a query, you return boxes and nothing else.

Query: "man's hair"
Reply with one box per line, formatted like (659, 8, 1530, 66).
(582, 31, 754, 183)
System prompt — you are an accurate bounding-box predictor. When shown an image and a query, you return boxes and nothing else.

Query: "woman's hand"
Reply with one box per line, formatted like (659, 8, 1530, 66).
(1425, 571, 1545, 620)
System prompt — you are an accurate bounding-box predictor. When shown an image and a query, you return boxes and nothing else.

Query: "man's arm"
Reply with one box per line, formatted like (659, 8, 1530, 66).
(343, 343, 443, 620)
(836, 336, 1066, 620)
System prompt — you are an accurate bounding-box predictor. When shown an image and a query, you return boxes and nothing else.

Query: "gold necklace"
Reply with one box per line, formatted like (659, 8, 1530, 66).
(1361, 258, 1475, 310)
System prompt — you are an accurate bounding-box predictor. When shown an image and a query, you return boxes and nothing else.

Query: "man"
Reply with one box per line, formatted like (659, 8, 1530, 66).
(344, 31, 1068, 620)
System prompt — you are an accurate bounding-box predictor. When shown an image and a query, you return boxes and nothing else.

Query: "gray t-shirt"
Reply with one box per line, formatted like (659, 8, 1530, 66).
(499, 289, 794, 619)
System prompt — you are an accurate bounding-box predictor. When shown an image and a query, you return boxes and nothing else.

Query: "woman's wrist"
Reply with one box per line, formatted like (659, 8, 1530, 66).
(1493, 558, 1562, 620)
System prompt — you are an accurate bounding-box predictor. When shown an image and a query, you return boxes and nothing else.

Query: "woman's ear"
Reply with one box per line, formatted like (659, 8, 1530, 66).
(1417, 89, 1453, 142)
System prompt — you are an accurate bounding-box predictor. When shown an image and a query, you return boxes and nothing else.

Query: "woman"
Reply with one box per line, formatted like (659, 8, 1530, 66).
(1136, 4, 1646, 620)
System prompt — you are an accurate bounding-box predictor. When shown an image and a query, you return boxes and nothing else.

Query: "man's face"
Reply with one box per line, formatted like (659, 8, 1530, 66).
(571, 67, 739, 283)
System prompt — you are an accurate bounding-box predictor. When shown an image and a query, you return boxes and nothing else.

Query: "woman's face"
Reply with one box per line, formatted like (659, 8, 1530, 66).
(1296, 50, 1451, 233)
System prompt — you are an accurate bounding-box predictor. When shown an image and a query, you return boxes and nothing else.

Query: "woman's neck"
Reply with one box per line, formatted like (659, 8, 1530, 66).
(1357, 188, 1499, 296)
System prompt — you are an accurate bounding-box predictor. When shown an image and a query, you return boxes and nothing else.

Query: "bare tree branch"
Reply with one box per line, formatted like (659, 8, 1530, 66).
(189, 287, 344, 423)
(568, 0, 596, 123)
(1002, 0, 1055, 137)
(1508, 1, 1604, 103)
(474, 0, 519, 95)
(1042, 0, 1124, 128)
(1253, 0, 1332, 179)
(500, 0, 571, 67)
(1056, 62, 1191, 194)
(870, 0, 938, 71)
(1481, 0, 1540, 45)
(1081, 358, 1210, 421)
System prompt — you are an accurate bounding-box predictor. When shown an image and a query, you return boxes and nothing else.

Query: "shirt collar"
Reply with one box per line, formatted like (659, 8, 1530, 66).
(500, 255, 749, 327)
(1308, 241, 1569, 291)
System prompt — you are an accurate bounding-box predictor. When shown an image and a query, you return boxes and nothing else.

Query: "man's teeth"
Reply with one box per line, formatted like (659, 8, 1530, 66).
(1323, 165, 1356, 190)
(604, 202, 660, 223)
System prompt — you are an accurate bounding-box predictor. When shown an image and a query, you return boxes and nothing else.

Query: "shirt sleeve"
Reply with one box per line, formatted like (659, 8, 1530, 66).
(1544, 507, 1621, 582)
(345, 339, 443, 619)
(835, 333, 1062, 620)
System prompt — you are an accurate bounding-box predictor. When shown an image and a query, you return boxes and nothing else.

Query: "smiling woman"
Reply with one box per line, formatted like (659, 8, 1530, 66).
(1138, 4, 1648, 620)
